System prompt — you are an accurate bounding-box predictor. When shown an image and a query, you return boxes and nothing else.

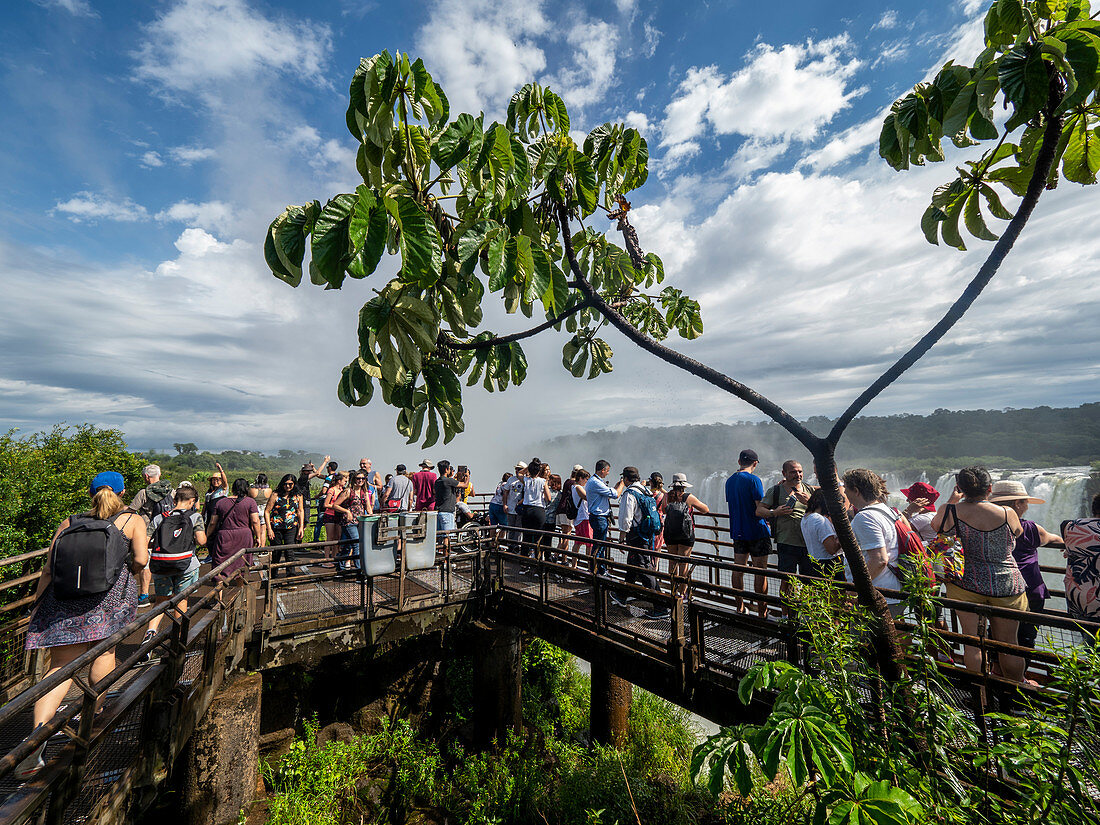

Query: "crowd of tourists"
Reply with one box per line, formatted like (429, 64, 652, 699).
(13, 450, 1100, 778)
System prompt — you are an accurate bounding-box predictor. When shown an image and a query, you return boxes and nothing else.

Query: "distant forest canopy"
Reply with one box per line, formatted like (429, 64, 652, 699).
(134, 446, 327, 485)
(534, 404, 1100, 478)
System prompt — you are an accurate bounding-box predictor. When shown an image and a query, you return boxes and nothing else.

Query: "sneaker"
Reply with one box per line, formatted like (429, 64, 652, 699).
(136, 630, 157, 665)
(642, 607, 668, 620)
(137, 593, 151, 607)
(609, 593, 628, 607)
(14, 736, 46, 781)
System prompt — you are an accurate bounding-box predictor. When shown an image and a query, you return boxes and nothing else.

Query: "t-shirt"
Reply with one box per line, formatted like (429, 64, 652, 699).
(523, 477, 547, 507)
(850, 505, 901, 601)
(434, 476, 460, 513)
(585, 475, 616, 516)
(295, 471, 312, 502)
(149, 509, 204, 576)
(1012, 519, 1048, 599)
(725, 471, 769, 541)
(619, 483, 648, 533)
(506, 476, 525, 513)
(411, 470, 438, 510)
(572, 485, 589, 525)
(764, 482, 814, 546)
(382, 475, 414, 511)
(490, 482, 507, 507)
(908, 511, 936, 544)
(800, 512, 837, 561)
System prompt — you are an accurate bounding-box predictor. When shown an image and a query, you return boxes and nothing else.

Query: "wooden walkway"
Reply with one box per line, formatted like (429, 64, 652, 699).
(0, 520, 1094, 824)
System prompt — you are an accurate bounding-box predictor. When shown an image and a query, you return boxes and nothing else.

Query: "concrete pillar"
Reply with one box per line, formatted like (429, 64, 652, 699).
(471, 622, 522, 748)
(182, 672, 262, 825)
(590, 662, 631, 747)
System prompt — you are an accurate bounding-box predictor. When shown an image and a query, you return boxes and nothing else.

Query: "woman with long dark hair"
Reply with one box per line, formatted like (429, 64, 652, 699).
(208, 478, 261, 580)
(932, 466, 1027, 681)
(250, 473, 271, 548)
(338, 471, 374, 571)
(266, 474, 304, 578)
(321, 471, 351, 568)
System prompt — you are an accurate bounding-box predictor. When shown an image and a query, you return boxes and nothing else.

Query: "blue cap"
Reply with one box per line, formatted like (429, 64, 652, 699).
(89, 471, 125, 495)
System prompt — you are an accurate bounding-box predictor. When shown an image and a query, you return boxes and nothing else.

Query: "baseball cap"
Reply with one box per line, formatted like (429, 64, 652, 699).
(89, 471, 125, 495)
(738, 449, 759, 465)
(396, 464, 407, 473)
(515, 461, 528, 470)
(572, 464, 584, 472)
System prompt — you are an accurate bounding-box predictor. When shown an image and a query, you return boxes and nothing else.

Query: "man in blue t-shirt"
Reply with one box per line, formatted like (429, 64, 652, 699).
(725, 449, 788, 617)
(586, 459, 624, 575)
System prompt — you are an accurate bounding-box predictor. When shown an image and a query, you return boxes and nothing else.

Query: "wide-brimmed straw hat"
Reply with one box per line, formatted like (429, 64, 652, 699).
(670, 472, 693, 488)
(989, 480, 1044, 504)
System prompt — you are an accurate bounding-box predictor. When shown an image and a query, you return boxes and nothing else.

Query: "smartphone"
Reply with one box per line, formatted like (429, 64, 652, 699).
(785, 493, 798, 509)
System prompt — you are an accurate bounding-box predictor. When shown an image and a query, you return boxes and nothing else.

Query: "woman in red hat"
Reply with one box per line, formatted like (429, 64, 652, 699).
(899, 481, 940, 544)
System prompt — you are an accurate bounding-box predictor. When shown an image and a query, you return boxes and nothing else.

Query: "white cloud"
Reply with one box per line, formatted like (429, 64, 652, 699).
(141, 150, 165, 168)
(33, 0, 97, 17)
(415, 0, 550, 116)
(155, 200, 235, 230)
(660, 36, 863, 168)
(52, 192, 149, 222)
(873, 10, 899, 30)
(623, 110, 651, 134)
(723, 138, 790, 179)
(550, 20, 620, 108)
(169, 145, 217, 164)
(133, 0, 331, 97)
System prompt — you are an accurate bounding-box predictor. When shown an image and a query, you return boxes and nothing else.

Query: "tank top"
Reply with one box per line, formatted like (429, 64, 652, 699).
(954, 507, 1024, 597)
(252, 484, 271, 511)
(346, 488, 370, 521)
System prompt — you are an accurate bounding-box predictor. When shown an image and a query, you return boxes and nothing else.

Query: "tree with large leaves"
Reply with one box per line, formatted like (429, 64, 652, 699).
(267, 5, 1100, 681)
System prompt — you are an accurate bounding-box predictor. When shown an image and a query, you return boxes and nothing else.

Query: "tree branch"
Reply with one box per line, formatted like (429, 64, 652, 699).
(827, 85, 1066, 446)
(557, 202, 822, 452)
(441, 298, 594, 350)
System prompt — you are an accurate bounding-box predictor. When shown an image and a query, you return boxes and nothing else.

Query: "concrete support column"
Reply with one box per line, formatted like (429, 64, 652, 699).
(471, 622, 522, 748)
(590, 662, 631, 747)
(182, 672, 262, 825)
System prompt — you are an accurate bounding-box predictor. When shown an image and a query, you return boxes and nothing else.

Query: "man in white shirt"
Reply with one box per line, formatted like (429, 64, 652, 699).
(841, 468, 903, 613)
(503, 462, 527, 550)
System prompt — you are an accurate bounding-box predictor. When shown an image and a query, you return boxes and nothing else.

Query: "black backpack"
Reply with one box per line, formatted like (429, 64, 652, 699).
(560, 479, 579, 520)
(664, 499, 695, 545)
(51, 512, 131, 599)
(138, 480, 174, 522)
(150, 509, 198, 575)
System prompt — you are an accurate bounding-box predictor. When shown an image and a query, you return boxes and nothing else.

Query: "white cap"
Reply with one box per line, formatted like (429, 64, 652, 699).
(572, 464, 584, 472)
(515, 461, 528, 470)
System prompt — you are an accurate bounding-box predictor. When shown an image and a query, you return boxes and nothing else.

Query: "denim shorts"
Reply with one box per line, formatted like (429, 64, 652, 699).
(153, 566, 200, 598)
(437, 511, 456, 532)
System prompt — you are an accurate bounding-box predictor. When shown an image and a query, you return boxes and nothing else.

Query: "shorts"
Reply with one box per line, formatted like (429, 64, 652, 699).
(556, 514, 573, 528)
(776, 543, 814, 576)
(944, 582, 1028, 611)
(437, 511, 456, 532)
(733, 537, 772, 558)
(153, 566, 200, 598)
(488, 502, 506, 526)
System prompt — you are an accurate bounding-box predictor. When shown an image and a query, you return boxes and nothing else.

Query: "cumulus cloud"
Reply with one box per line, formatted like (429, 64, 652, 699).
(170, 145, 217, 164)
(133, 0, 332, 98)
(52, 192, 149, 222)
(415, 0, 550, 116)
(141, 151, 165, 168)
(550, 19, 620, 108)
(154, 200, 235, 231)
(660, 36, 864, 169)
(623, 110, 652, 134)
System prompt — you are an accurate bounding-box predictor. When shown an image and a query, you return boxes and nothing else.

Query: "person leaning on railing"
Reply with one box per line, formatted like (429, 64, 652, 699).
(15, 471, 149, 780)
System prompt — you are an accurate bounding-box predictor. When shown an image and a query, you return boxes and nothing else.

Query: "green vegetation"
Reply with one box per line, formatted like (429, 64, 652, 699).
(0, 425, 144, 559)
(693, 575, 1100, 825)
(262, 638, 714, 825)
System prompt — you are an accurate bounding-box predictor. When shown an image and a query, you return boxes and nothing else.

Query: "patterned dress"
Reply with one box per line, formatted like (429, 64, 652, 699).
(27, 513, 139, 649)
(956, 513, 1024, 598)
(1063, 518, 1100, 622)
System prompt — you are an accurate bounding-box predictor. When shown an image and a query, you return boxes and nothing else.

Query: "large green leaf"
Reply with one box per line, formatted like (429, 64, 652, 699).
(337, 358, 375, 407)
(311, 194, 357, 289)
(265, 200, 321, 286)
(998, 44, 1050, 130)
(359, 289, 439, 382)
(1062, 117, 1100, 183)
(385, 193, 443, 287)
(347, 185, 389, 279)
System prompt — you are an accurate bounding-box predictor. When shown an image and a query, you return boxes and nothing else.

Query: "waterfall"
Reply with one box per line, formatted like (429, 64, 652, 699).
(930, 467, 1091, 535)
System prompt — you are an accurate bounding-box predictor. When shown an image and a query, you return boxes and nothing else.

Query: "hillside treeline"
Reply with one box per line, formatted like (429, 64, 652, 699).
(535, 404, 1100, 476)
(134, 447, 326, 485)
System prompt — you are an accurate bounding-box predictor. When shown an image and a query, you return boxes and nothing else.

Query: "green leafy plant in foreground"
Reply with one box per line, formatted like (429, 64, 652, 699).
(692, 576, 1100, 825)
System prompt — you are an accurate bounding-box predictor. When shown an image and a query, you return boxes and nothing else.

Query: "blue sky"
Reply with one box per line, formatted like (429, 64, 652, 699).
(1, 0, 1097, 469)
